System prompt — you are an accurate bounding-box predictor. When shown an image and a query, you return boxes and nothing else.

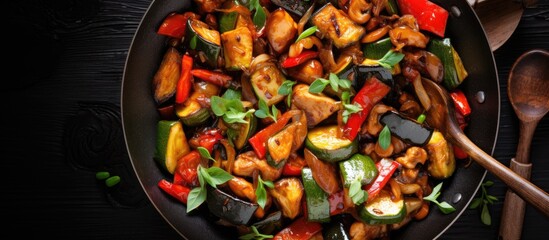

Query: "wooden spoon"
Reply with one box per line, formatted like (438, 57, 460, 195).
(500, 49, 549, 240)
(420, 77, 549, 216)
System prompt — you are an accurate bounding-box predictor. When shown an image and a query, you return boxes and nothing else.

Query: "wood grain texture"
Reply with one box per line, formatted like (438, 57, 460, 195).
(3, 0, 548, 239)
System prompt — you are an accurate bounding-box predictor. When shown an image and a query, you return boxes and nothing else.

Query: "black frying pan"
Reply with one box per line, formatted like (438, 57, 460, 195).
(121, 0, 500, 239)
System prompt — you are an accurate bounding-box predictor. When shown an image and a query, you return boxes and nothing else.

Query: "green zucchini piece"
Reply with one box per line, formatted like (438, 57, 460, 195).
(363, 37, 393, 60)
(154, 120, 191, 174)
(358, 190, 406, 224)
(218, 0, 241, 33)
(380, 111, 434, 146)
(266, 124, 296, 168)
(185, 18, 222, 68)
(250, 54, 286, 106)
(227, 114, 257, 150)
(339, 154, 378, 188)
(427, 38, 468, 90)
(176, 101, 211, 127)
(311, 3, 365, 49)
(221, 27, 253, 70)
(305, 125, 358, 163)
(302, 167, 330, 222)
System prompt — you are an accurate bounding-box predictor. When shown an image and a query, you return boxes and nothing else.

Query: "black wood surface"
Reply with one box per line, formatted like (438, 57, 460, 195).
(3, 0, 548, 239)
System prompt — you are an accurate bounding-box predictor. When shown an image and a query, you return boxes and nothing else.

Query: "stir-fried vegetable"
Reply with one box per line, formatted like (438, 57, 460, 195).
(150, 0, 472, 238)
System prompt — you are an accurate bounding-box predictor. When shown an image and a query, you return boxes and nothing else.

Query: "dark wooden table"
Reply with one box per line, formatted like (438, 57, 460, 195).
(4, 0, 548, 239)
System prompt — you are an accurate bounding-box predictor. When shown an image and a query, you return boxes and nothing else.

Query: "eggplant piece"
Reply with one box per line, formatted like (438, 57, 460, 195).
(252, 211, 284, 235)
(152, 47, 181, 105)
(379, 111, 434, 146)
(311, 3, 365, 49)
(338, 65, 392, 90)
(271, 0, 315, 17)
(206, 186, 258, 225)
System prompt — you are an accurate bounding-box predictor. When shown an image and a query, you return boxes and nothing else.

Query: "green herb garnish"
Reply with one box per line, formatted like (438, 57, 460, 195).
(376, 50, 405, 69)
(295, 26, 318, 43)
(186, 166, 233, 213)
(211, 95, 255, 124)
(249, 0, 266, 30)
(239, 226, 274, 240)
(349, 180, 368, 205)
(424, 182, 456, 214)
(255, 175, 274, 209)
(469, 180, 498, 225)
(197, 146, 216, 162)
(278, 80, 296, 107)
(308, 73, 351, 94)
(254, 98, 278, 122)
(378, 125, 391, 150)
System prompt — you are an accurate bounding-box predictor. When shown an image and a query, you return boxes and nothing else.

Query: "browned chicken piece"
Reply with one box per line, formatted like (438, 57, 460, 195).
(194, 0, 226, 13)
(269, 178, 303, 219)
(350, 221, 388, 240)
(232, 151, 283, 181)
(292, 84, 341, 128)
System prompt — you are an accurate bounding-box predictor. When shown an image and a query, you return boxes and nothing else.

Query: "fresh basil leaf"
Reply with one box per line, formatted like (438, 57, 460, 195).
(210, 96, 226, 116)
(295, 26, 318, 43)
(239, 226, 273, 240)
(256, 182, 267, 209)
(186, 186, 206, 213)
(309, 78, 329, 93)
(222, 88, 242, 100)
(253, 5, 266, 29)
(224, 109, 250, 124)
(338, 79, 352, 89)
(207, 167, 233, 185)
(483, 180, 494, 187)
(438, 201, 456, 214)
(199, 166, 217, 188)
(254, 109, 268, 118)
(278, 80, 295, 95)
(271, 105, 278, 120)
(469, 198, 482, 209)
(197, 147, 215, 162)
(378, 125, 391, 150)
(481, 203, 491, 225)
(377, 50, 404, 69)
(344, 103, 362, 114)
(349, 180, 367, 205)
(329, 73, 339, 92)
(341, 91, 350, 104)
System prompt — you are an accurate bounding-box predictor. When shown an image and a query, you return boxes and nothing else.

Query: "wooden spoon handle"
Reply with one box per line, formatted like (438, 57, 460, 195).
(499, 159, 532, 240)
(451, 131, 549, 216)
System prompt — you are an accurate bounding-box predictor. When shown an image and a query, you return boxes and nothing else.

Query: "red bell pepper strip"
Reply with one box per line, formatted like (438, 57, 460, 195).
(397, 0, 449, 38)
(282, 155, 306, 176)
(175, 150, 201, 187)
(156, 12, 199, 39)
(248, 111, 293, 159)
(189, 128, 224, 153)
(272, 216, 323, 240)
(364, 158, 400, 200)
(343, 76, 391, 141)
(281, 51, 319, 68)
(450, 89, 471, 117)
(175, 54, 194, 104)
(190, 69, 232, 88)
(158, 179, 191, 204)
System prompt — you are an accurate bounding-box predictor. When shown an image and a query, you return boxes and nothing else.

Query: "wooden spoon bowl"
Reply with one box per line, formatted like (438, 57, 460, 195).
(421, 77, 549, 216)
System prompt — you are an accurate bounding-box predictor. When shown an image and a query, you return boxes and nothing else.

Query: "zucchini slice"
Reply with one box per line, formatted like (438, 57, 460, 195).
(266, 124, 296, 168)
(154, 120, 191, 174)
(176, 81, 220, 127)
(221, 27, 253, 70)
(185, 18, 222, 68)
(305, 125, 358, 163)
(227, 114, 257, 150)
(428, 38, 468, 90)
(358, 190, 406, 225)
(250, 54, 286, 106)
(302, 167, 331, 222)
(339, 154, 378, 188)
(311, 3, 365, 49)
